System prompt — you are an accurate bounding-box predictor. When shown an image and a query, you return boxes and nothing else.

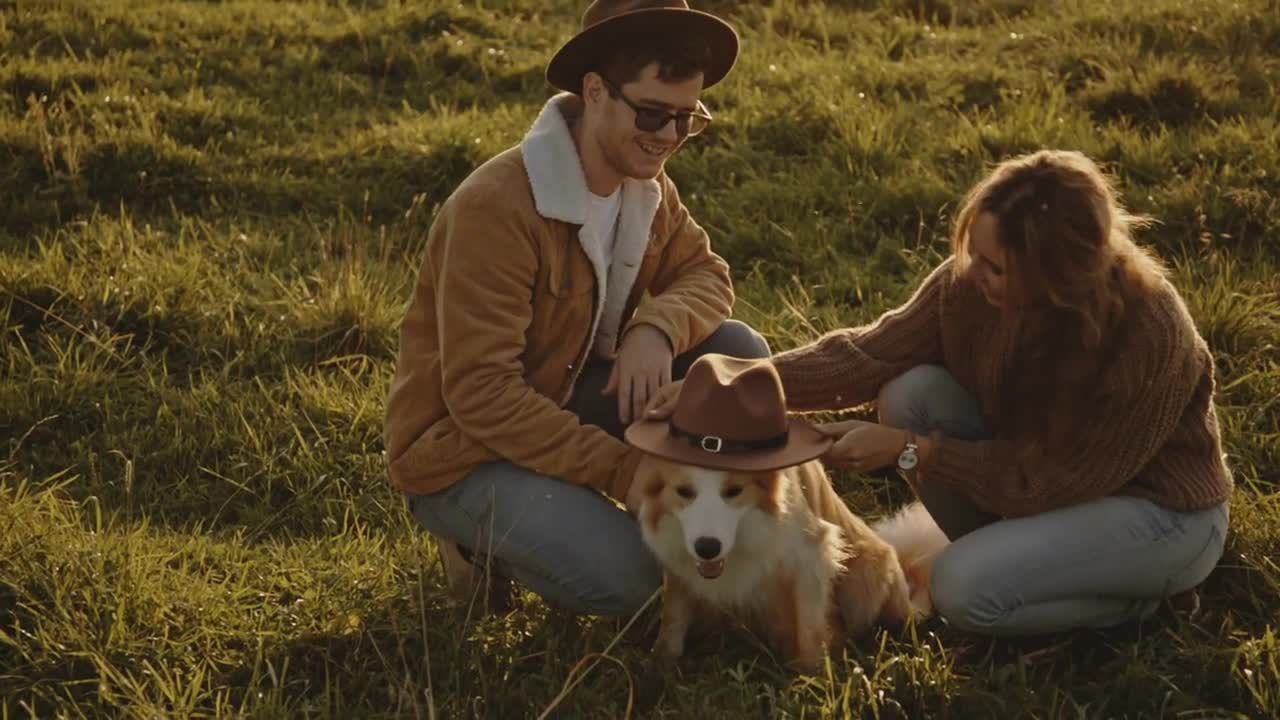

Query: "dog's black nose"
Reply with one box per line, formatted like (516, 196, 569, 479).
(694, 537, 721, 560)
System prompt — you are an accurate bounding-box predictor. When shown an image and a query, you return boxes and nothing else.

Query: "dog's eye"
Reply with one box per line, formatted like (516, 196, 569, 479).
(723, 485, 743, 498)
(676, 486, 695, 499)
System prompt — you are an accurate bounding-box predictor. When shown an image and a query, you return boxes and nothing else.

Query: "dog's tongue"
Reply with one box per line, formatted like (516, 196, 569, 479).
(697, 559, 724, 579)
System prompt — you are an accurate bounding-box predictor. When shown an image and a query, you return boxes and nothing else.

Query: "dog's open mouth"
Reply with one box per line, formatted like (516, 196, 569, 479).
(696, 559, 725, 579)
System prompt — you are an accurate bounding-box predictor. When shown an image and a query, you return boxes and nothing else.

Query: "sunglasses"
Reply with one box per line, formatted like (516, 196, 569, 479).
(601, 78, 713, 138)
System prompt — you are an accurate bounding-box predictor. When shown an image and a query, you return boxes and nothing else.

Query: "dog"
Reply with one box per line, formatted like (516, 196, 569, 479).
(633, 454, 917, 673)
(625, 354, 926, 673)
(870, 501, 950, 616)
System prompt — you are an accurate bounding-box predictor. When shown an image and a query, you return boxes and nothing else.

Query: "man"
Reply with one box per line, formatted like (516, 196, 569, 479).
(383, 1, 770, 617)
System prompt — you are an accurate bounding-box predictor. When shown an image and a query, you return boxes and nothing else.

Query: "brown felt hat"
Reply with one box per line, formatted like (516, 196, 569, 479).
(625, 354, 832, 472)
(546, 0, 739, 94)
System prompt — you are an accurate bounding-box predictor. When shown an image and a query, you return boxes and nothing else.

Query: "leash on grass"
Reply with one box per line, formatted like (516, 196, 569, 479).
(535, 587, 659, 720)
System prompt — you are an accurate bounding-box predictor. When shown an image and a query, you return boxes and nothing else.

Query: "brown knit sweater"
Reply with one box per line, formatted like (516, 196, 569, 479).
(772, 258, 1233, 517)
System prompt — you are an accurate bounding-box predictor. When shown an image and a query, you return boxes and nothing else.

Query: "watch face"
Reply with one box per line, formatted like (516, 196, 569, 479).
(898, 447, 919, 470)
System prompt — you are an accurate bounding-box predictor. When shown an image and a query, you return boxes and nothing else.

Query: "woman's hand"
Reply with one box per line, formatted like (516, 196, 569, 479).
(815, 419, 912, 473)
(643, 378, 685, 420)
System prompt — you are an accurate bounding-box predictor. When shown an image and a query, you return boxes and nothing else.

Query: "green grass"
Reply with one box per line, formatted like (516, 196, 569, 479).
(2, 0, 1278, 717)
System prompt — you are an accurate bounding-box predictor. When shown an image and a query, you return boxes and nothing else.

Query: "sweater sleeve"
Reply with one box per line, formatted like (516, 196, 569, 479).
(771, 259, 952, 411)
(922, 289, 1208, 517)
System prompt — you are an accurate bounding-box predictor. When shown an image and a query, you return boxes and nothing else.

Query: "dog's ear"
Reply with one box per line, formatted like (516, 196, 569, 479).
(645, 474, 665, 498)
(750, 470, 785, 516)
(635, 456, 668, 498)
(635, 458, 675, 532)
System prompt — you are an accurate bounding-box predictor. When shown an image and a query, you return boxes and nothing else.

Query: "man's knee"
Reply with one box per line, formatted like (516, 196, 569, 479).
(698, 319, 771, 359)
(877, 364, 950, 431)
(609, 571, 663, 617)
(581, 552, 662, 617)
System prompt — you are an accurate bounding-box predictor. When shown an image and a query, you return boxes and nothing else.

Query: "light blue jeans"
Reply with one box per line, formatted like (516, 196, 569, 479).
(877, 365, 1230, 636)
(407, 320, 771, 616)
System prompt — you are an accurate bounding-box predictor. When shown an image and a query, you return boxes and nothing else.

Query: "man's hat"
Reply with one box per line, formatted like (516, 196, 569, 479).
(546, 1, 739, 94)
(625, 354, 832, 472)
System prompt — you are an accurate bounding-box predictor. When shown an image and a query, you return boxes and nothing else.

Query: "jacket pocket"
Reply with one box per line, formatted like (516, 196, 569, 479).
(544, 232, 595, 298)
(528, 233, 595, 376)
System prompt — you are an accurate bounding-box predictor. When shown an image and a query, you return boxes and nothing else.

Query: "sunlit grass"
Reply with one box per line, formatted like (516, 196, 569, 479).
(2, 0, 1277, 717)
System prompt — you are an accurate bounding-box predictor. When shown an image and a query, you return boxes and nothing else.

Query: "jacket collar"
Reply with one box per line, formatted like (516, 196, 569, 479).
(519, 92, 665, 367)
(519, 92, 662, 225)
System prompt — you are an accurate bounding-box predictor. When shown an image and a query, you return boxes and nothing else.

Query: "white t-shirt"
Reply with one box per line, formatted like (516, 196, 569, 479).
(582, 188, 624, 357)
(586, 188, 622, 258)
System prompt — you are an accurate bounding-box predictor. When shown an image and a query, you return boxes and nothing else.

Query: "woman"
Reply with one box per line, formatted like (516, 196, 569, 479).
(646, 149, 1232, 636)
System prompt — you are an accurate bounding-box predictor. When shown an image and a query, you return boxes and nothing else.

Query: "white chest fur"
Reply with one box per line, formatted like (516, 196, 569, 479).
(641, 469, 841, 612)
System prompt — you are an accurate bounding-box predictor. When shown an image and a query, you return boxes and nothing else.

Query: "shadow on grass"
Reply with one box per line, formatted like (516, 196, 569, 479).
(2, 133, 486, 244)
(202, 566, 1264, 719)
(211, 588, 670, 718)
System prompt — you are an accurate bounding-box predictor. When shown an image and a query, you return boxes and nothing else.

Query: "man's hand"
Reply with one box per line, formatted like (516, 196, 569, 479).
(643, 378, 684, 420)
(603, 324, 674, 425)
(814, 419, 912, 473)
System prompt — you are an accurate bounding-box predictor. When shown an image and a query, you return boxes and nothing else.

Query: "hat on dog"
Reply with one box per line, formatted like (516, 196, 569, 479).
(545, 0, 739, 94)
(625, 354, 832, 472)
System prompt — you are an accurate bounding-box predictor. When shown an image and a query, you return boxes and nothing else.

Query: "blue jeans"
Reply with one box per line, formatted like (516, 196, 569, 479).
(877, 365, 1230, 636)
(407, 320, 771, 616)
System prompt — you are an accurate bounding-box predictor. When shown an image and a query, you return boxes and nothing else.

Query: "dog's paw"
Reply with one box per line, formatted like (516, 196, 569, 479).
(908, 587, 935, 617)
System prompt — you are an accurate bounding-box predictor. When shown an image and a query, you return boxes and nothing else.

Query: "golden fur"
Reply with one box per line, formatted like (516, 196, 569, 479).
(870, 501, 951, 616)
(636, 455, 914, 673)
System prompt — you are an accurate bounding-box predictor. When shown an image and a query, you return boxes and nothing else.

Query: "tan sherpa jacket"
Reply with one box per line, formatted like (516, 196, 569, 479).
(383, 93, 734, 501)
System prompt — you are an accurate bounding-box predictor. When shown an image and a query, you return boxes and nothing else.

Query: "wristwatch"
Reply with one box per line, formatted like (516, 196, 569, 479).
(897, 433, 920, 471)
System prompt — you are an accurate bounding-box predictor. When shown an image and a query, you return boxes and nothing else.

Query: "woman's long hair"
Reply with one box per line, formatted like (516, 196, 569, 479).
(949, 149, 1170, 449)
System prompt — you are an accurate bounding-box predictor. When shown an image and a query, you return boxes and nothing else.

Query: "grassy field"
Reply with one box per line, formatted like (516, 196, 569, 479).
(2, 0, 1278, 717)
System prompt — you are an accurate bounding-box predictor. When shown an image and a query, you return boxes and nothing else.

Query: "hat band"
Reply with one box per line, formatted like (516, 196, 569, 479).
(669, 422, 788, 455)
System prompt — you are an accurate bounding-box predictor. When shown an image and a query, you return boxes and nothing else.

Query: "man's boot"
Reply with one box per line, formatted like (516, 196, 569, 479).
(433, 533, 516, 615)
